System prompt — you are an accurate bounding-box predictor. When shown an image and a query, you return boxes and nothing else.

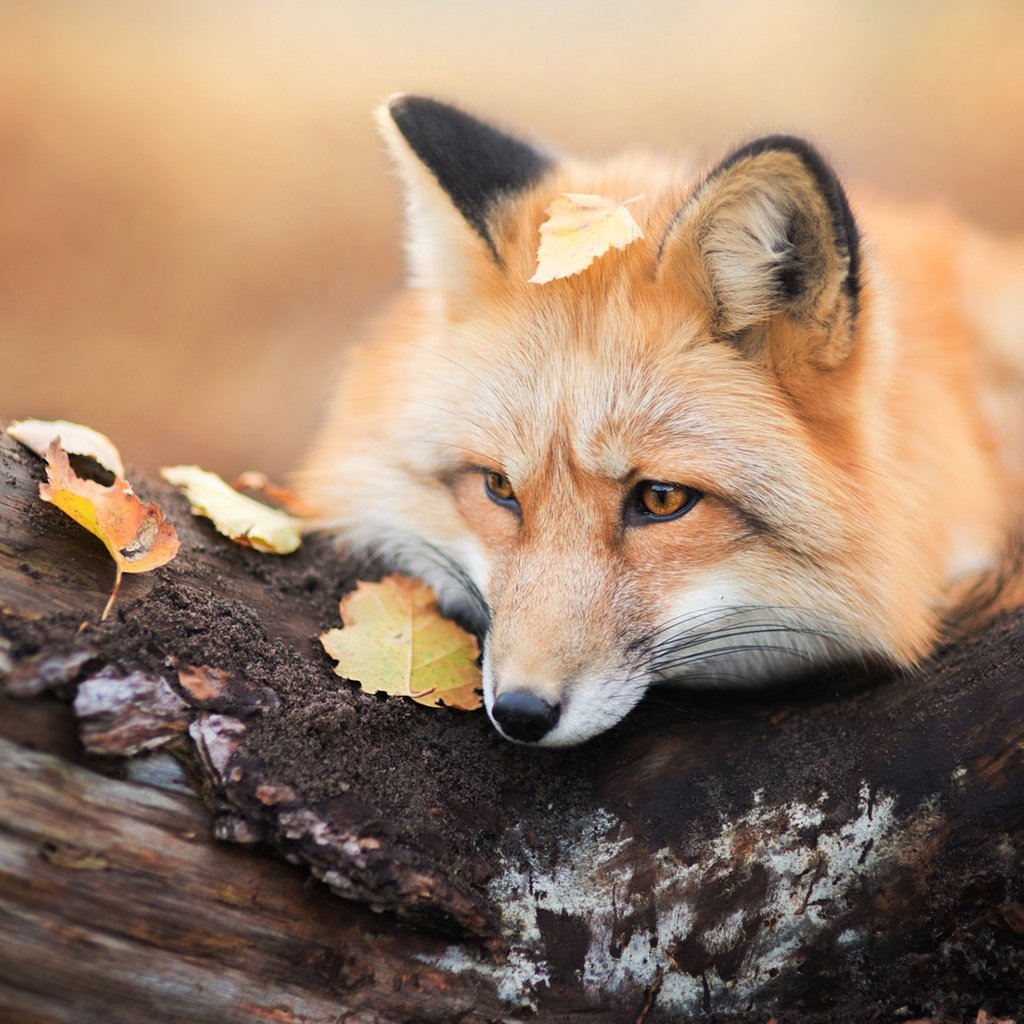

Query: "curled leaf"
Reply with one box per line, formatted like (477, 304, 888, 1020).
(530, 192, 644, 284)
(7, 418, 125, 477)
(230, 470, 322, 519)
(161, 465, 302, 555)
(40, 440, 180, 619)
(320, 575, 481, 711)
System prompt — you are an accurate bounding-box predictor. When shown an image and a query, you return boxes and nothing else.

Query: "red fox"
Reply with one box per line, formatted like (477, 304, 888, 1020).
(298, 96, 1024, 746)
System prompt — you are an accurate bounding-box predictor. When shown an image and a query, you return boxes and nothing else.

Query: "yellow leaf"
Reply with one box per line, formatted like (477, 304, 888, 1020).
(161, 465, 302, 555)
(320, 575, 482, 711)
(39, 440, 180, 620)
(7, 418, 125, 477)
(530, 192, 645, 284)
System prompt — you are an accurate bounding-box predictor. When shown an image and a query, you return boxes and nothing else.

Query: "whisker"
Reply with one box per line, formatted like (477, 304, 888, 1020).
(639, 605, 782, 648)
(410, 539, 490, 629)
(647, 669, 755, 690)
(648, 603, 853, 640)
(644, 602, 848, 644)
(635, 602, 861, 684)
(361, 528, 490, 630)
(653, 642, 821, 673)
(647, 621, 849, 659)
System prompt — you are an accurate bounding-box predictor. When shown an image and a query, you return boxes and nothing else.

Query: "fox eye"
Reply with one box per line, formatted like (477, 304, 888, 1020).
(484, 469, 518, 507)
(632, 481, 700, 522)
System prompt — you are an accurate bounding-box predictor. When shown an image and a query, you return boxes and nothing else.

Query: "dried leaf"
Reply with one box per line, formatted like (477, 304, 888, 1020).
(40, 440, 180, 619)
(230, 470, 322, 518)
(7, 418, 125, 476)
(161, 465, 302, 555)
(320, 575, 481, 711)
(530, 192, 644, 284)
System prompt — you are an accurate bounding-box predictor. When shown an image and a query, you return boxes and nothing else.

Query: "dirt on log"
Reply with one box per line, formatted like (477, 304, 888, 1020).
(1, 430, 1023, 1024)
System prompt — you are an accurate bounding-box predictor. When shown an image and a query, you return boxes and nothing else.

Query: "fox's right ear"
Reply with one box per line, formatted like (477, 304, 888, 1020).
(378, 95, 551, 292)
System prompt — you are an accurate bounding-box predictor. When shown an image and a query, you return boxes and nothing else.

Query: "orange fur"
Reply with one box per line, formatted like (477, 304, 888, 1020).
(297, 98, 1024, 745)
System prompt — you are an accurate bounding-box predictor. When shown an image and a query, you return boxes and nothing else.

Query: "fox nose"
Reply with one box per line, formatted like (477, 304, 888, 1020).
(491, 690, 561, 743)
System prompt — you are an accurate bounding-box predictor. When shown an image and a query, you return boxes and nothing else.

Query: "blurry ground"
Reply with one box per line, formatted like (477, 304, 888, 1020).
(2, 0, 1023, 479)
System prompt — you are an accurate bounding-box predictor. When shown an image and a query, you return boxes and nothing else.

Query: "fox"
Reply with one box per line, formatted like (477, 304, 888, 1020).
(298, 95, 1024, 746)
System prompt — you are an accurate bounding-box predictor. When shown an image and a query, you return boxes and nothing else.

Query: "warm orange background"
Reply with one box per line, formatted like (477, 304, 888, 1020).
(3, 1, 1023, 479)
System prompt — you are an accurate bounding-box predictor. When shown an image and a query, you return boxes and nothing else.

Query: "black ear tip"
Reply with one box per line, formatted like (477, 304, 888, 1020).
(385, 95, 447, 141)
(379, 94, 552, 263)
(386, 92, 410, 118)
(386, 93, 442, 127)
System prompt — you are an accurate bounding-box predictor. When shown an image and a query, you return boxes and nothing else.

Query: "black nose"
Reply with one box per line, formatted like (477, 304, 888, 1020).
(491, 690, 561, 743)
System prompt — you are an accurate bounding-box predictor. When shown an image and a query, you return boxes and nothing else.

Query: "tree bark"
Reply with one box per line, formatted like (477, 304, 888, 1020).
(1, 431, 1022, 1023)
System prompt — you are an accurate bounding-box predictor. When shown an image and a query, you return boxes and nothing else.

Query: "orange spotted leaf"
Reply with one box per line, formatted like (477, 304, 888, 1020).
(40, 440, 180, 620)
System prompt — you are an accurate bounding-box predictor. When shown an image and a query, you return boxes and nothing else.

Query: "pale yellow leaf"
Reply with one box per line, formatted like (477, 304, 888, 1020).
(530, 192, 645, 284)
(161, 465, 302, 555)
(320, 575, 481, 711)
(7, 418, 125, 477)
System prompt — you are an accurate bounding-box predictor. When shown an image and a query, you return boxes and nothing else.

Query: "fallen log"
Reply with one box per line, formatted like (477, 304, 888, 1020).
(0, 710, 508, 1024)
(1, 431, 1022, 1022)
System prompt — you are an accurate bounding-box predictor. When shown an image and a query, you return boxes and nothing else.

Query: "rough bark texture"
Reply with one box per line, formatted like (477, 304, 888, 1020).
(1, 431, 1023, 1023)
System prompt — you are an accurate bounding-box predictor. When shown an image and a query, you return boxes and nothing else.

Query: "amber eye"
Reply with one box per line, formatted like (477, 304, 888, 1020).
(634, 481, 699, 521)
(484, 469, 517, 506)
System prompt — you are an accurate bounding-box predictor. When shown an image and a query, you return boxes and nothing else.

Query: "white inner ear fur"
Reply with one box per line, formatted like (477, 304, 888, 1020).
(702, 186, 793, 334)
(375, 103, 483, 294)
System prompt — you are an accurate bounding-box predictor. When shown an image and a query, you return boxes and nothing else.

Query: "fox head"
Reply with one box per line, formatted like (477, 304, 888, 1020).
(299, 96, 950, 745)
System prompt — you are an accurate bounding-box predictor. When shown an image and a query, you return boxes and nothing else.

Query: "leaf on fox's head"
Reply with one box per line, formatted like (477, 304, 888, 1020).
(161, 465, 303, 555)
(530, 192, 644, 284)
(320, 575, 481, 711)
(39, 440, 179, 620)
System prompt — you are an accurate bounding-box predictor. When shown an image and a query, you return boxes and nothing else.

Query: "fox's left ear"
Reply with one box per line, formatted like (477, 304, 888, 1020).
(660, 135, 861, 369)
(378, 95, 552, 292)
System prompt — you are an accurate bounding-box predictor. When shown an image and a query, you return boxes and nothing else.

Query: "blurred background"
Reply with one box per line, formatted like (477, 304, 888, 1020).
(2, 0, 1023, 480)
